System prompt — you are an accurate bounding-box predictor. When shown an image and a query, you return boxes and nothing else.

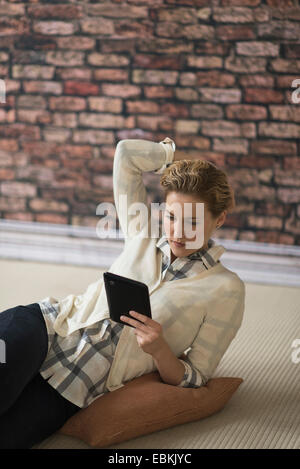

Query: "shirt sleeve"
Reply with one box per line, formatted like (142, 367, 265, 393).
(176, 281, 246, 388)
(113, 137, 175, 245)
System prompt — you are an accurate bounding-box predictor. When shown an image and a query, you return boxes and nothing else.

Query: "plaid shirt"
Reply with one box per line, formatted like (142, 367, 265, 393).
(38, 234, 224, 408)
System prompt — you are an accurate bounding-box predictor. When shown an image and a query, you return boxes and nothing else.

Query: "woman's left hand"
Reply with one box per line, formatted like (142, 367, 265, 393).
(120, 311, 166, 356)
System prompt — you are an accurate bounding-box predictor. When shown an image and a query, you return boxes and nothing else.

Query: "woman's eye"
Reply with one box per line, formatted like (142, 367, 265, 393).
(166, 214, 196, 226)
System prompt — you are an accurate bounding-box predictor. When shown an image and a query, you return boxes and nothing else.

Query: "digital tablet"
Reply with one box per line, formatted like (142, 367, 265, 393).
(103, 271, 152, 328)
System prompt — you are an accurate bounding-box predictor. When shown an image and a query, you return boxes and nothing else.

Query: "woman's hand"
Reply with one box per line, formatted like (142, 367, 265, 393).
(120, 310, 166, 356)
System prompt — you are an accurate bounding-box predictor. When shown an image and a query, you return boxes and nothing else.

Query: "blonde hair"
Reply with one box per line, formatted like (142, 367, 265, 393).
(159, 159, 236, 219)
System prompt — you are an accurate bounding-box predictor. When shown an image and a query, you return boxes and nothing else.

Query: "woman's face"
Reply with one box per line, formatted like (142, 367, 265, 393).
(163, 191, 223, 260)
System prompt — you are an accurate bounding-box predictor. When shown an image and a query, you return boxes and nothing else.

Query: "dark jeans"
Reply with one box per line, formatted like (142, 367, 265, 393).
(0, 302, 81, 449)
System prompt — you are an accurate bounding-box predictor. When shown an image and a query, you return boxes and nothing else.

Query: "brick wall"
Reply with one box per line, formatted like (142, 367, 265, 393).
(0, 0, 299, 245)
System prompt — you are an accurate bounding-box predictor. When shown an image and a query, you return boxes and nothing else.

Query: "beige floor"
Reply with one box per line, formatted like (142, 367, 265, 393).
(1, 258, 300, 449)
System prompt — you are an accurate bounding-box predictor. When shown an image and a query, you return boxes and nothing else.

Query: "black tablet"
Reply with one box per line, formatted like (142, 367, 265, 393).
(103, 271, 152, 328)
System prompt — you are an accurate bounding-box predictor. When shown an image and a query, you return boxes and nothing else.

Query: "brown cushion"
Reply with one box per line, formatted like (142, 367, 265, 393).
(59, 369, 243, 448)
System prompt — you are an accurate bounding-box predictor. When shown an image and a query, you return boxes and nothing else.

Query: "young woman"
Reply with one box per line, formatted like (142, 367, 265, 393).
(0, 137, 245, 448)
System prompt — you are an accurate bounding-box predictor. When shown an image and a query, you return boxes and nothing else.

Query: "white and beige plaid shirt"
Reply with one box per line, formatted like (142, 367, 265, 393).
(38, 233, 225, 408)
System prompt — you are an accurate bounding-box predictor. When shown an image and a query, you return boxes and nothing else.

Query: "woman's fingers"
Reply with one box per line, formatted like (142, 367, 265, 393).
(120, 314, 148, 331)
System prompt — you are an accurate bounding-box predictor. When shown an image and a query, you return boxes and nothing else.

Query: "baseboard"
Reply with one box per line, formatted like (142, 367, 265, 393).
(0, 219, 299, 288)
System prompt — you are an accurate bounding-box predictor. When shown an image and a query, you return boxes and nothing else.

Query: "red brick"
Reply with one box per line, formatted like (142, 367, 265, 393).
(236, 41, 279, 56)
(86, 3, 148, 18)
(245, 88, 284, 103)
(52, 113, 77, 128)
(259, 122, 300, 138)
(247, 215, 282, 230)
(4, 213, 34, 222)
(217, 25, 255, 40)
(93, 69, 128, 82)
(251, 140, 297, 155)
(0, 168, 15, 180)
(225, 56, 266, 73)
(213, 138, 249, 154)
(36, 213, 69, 224)
(191, 104, 223, 119)
(258, 21, 300, 41)
(18, 95, 47, 109)
(187, 56, 223, 68)
(102, 84, 141, 98)
(73, 130, 114, 145)
(88, 53, 129, 67)
(56, 36, 95, 50)
(55, 145, 93, 159)
(0, 196, 25, 211)
(126, 100, 160, 114)
(239, 74, 274, 88)
(29, 198, 69, 213)
(194, 42, 229, 56)
(0, 4, 25, 16)
(0, 139, 19, 152)
(0, 181, 37, 197)
(49, 96, 86, 111)
(23, 80, 62, 95)
(196, 71, 235, 87)
(199, 88, 241, 103)
(133, 70, 178, 85)
(12, 64, 54, 79)
(157, 7, 197, 24)
(160, 103, 189, 118)
(271, 59, 300, 74)
(33, 21, 76, 36)
(226, 104, 267, 120)
(46, 51, 84, 67)
(0, 109, 15, 123)
(43, 127, 71, 143)
(136, 115, 173, 132)
(80, 18, 114, 35)
(115, 20, 154, 38)
(201, 120, 241, 137)
(275, 169, 300, 187)
(175, 88, 198, 101)
(144, 86, 174, 99)
(56, 68, 92, 81)
(276, 75, 300, 88)
(0, 18, 29, 36)
(165, 0, 207, 5)
(172, 135, 210, 150)
(214, 7, 256, 23)
(28, 5, 83, 19)
(88, 97, 122, 113)
(138, 38, 193, 54)
(156, 22, 214, 40)
(78, 113, 135, 129)
(64, 81, 99, 96)
(0, 123, 40, 141)
(175, 120, 200, 134)
(269, 105, 300, 122)
(278, 188, 300, 204)
(221, 0, 261, 5)
(283, 157, 300, 170)
(133, 54, 182, 70)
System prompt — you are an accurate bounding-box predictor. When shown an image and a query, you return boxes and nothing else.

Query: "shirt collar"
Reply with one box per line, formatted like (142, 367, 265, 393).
(156, 232, 226, 270)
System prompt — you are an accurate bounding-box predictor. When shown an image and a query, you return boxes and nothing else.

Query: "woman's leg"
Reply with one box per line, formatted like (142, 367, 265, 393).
(0, 302, 49, 416)
(0, 372, 80, 449)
